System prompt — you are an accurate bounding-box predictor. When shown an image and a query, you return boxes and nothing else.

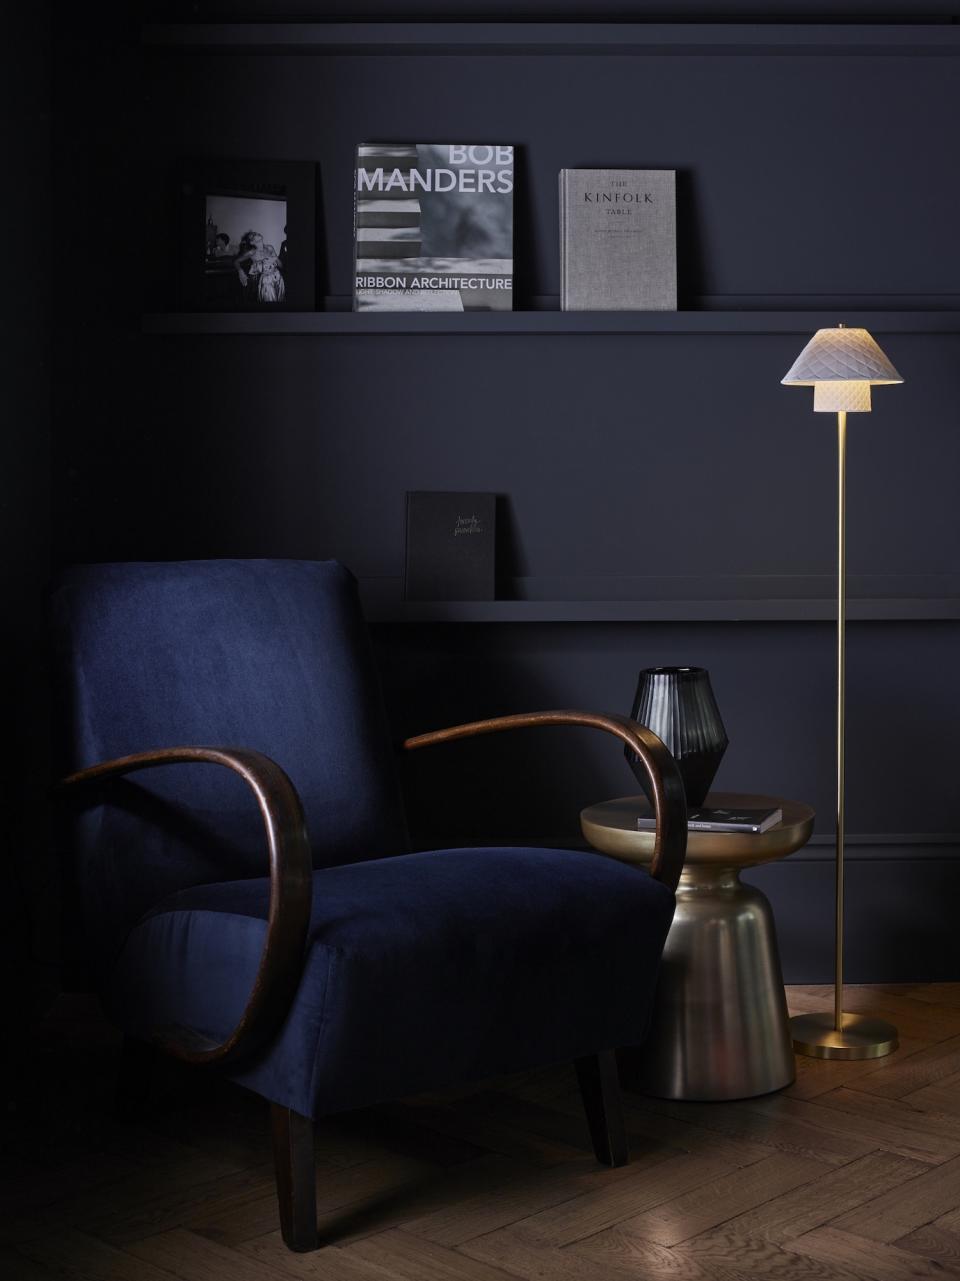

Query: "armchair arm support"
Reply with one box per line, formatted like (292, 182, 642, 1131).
(62, 746, 313, 1067)
(404, 710, 688, 892)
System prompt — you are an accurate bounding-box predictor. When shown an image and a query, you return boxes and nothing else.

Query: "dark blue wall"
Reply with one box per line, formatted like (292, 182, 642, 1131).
(53, 7, 960, 980)
(7, 4, 53, 1019)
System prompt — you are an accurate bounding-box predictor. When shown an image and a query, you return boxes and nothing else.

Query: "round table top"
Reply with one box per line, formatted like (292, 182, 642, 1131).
(580, 791, 815, 871)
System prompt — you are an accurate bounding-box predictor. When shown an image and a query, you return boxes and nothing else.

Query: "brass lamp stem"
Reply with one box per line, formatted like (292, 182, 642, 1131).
(785, 324, 901, 1062)
(790, 404, 897, 1060)
(835, 410, 846, 1034)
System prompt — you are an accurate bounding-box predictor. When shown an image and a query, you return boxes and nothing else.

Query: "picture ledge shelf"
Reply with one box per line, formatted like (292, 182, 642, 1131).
(144, 22, 960, 56)
(142, 310, 960, 337)
(361, 599, 960, 624)
(358, 578, 960, 624)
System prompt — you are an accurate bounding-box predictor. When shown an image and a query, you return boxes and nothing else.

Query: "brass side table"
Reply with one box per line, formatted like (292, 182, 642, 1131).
(581, 791, 814, 1102)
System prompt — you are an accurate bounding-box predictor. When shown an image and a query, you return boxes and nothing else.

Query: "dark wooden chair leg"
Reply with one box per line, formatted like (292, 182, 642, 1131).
(271, 1103, 318, 1252)
(575, 1050, 629, 1168)
(116, 1036, 156, 1121)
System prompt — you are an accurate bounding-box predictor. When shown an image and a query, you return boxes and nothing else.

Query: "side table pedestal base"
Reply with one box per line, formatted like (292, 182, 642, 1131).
(622, 869, 796, 1101)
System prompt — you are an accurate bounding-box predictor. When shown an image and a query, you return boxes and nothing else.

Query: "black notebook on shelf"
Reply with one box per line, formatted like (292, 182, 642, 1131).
(636, 806, 783, 834)
(404, 492, 496, 601)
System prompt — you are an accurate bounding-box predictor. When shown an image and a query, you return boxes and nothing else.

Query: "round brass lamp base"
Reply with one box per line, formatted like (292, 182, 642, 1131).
(791, 1011, 898, 1061)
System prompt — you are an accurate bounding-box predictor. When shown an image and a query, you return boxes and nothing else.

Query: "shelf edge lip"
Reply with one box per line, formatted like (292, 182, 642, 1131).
(142, 310, 960, 337)
(362, 598, 960, 624)
(143, 21, 960, 54)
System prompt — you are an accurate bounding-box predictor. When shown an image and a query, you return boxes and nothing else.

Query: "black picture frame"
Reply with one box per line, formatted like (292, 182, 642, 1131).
(178, 157, 317, 311)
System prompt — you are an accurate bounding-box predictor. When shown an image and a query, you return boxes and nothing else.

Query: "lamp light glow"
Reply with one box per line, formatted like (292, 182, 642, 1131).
(781, 325, 903, 412)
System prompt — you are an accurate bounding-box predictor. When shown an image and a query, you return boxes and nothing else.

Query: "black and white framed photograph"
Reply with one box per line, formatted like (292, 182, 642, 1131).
(179, 158, 317, 310)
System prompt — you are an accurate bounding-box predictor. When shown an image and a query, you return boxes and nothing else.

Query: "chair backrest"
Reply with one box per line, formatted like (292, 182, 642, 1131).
(50, 559, 408, 979)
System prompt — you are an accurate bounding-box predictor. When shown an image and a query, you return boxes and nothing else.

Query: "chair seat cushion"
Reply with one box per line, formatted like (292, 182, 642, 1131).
(106, 845, 675, 1118)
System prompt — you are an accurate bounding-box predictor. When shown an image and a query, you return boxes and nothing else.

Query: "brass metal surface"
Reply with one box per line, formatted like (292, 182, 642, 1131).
(790, 1010, 899, 1061)
(581, 791, 814, 871)
(792, 410, 897, 1059)
(836, 409, 846, 1033)
(581, 792, 812, 1101)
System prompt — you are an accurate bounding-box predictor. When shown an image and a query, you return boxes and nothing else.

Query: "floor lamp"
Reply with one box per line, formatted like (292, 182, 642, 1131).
(781, 325, 903, 1061)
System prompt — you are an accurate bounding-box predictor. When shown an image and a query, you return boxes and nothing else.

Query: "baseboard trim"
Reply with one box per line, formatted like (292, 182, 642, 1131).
(792, 834, 960, 862)
(426, 833, 960, 862)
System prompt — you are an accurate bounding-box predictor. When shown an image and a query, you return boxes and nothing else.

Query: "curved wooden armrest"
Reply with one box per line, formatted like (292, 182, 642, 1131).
(62, 746, 313, 1067)
(405, 710, 688, 892)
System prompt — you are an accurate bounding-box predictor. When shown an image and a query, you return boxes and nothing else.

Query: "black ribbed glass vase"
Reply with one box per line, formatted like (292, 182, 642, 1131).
(626, 666, 728, 807)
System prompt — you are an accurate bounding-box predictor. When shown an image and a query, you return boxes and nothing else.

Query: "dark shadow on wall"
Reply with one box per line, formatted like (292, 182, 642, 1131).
(510, 145, 538, 309)
(4, 4, 54, 1035)
(373, 623, 623, 848)
(675, 168, 707, 307)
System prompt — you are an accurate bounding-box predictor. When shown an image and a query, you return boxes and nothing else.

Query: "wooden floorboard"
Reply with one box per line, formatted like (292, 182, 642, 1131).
(897, 1219, 960, 1273)
(6, 987, 960, 1281)
(786, 1226, 957, 1281)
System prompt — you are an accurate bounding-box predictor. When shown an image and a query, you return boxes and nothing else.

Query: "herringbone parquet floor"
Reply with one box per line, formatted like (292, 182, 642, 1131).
(6, 985, 960, 1279)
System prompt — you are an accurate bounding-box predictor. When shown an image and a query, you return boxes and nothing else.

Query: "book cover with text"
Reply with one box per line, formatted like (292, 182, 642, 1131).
(404, 492, 497, 601)
(560, 168, 676, 311)
(355, 144, 513, 312)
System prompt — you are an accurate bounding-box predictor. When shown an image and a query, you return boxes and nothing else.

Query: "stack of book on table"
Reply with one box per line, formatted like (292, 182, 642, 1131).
(636, 805, 783, 834)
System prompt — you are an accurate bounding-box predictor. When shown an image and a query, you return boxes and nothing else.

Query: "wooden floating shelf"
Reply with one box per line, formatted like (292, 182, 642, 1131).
(144, 22, 960, 56)
(143, 311, 960, 337)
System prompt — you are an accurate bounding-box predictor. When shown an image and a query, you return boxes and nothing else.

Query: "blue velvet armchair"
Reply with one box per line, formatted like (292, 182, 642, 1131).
(51, 559, 687, 1251)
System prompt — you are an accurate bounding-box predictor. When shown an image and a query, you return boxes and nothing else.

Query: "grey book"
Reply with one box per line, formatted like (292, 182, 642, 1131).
(559, 168, 676, 311)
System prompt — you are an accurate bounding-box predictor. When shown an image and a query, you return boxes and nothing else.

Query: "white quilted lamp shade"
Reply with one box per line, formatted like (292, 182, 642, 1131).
(781, 327, 903, 413)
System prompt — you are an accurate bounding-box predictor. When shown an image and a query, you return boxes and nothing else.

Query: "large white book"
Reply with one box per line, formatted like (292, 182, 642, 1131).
(354, 143, 514, 312)
(560, 168, 676, 311)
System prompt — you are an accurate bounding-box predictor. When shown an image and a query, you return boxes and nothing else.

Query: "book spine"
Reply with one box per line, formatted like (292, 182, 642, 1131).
(352, 146, 359, 312)
(687, 821, 761, 833)
(559, 170, 566, 311)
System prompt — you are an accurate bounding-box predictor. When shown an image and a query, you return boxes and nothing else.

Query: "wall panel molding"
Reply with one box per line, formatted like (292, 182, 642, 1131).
(144, 21, 960, 56)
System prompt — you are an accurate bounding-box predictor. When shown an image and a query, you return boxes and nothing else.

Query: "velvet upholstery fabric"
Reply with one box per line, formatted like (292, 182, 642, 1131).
(50, 560, 408, 978)
(107, 846, 676, 1118)
(53, 558, 678, 1124)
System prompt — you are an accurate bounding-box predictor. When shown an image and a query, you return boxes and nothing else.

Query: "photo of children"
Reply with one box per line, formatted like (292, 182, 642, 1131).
(204, 193, 287, 306)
